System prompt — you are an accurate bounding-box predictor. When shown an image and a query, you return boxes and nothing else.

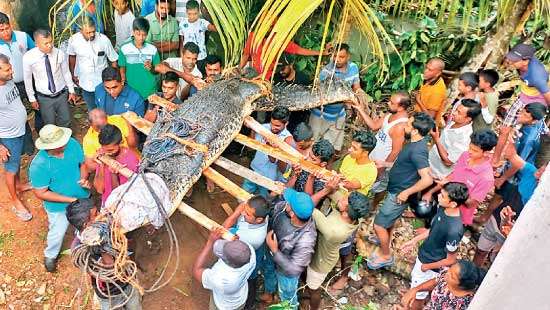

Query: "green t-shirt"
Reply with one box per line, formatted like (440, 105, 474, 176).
(145, 13, 179, 60)
(309, 209, 357, 273)
(473, 91, 498, 132)
(118, 39, 161, 99)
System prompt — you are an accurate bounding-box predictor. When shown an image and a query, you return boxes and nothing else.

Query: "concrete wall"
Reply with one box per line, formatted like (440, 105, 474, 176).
(469, 165, 550, 310)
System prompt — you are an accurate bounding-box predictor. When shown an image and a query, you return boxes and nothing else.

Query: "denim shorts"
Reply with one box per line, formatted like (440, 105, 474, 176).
(0, 135, 24, 173)
(374, 192, 408, 228)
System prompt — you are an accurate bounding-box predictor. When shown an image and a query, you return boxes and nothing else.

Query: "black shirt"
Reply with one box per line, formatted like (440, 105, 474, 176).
(418, 207, 464, 265)
(273, 70, 310, 86)
(387, 139, 429, 194)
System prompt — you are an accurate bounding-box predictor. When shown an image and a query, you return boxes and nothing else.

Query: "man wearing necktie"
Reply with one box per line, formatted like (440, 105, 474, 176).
(23, 29, 77, 128)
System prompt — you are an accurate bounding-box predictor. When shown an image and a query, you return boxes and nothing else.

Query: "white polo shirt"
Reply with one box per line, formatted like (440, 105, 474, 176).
(163, 57, 202, 99)
(428, 122, 473, 179)
(67, 32, 118, 92)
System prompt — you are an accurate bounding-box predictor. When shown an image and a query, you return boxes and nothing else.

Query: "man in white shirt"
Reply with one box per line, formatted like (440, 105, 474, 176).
(155, 41, 202, 100)
(68, 16, 118, 111)
(429, 99, 481, 179)
(113, 0, 135, 49)
(193, 228, 255, 310)
(23, 29, 77, 128)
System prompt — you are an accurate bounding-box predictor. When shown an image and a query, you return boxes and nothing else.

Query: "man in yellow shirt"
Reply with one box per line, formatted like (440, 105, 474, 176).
(83, 108, 137, 170)
(415, 58, 447, 126)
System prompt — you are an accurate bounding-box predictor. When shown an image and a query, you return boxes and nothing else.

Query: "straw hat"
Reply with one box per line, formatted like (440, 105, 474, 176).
(35, 124, 72, 150)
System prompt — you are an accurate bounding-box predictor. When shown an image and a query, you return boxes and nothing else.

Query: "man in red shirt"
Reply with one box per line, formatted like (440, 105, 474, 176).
(239, 32, 330, 80)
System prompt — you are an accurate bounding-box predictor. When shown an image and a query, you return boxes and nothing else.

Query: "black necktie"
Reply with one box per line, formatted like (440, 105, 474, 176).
(44, 54, 56, 94)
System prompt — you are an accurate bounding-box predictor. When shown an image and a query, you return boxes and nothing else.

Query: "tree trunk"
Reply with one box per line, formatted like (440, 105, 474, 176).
(447, 0, 532, 100)
(468, 165, 550, 309)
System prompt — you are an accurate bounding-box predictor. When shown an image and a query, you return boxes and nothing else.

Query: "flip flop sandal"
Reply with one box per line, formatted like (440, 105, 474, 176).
(367, 234, 381, 246)
(12, 207, 32, 222)
(367, 256, 395, 270)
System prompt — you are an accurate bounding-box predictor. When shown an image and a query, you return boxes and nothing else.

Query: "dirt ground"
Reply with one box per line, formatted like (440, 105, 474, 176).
(0, 104, 409, 309)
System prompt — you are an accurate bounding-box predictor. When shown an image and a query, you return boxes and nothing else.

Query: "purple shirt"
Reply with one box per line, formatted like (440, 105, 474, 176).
(448, 152, 494, 225)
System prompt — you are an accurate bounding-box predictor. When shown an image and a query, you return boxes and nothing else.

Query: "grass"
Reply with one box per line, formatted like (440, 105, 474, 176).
(0, 230, 15, 250)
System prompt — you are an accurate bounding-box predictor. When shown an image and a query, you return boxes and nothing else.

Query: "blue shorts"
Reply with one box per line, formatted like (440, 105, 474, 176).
(0, 135, 24, 174)
(374, 192, 408, 229)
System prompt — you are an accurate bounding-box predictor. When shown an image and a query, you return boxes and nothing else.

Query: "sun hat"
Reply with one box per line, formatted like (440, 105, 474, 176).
(505, 43, 536, 62)
(213, 239, 251, 268)
(283, 188, 314, 220)
(35, 124, 72, 150)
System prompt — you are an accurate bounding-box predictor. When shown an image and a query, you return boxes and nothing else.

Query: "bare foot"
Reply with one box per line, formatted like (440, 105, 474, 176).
(259, 293, 275, 304)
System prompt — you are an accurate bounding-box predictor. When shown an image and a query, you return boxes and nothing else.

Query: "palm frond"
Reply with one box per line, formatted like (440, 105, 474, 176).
(202, 0, 250, 66)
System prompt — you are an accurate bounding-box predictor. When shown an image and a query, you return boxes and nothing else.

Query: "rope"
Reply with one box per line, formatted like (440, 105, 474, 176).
(143, 119, 194, 163)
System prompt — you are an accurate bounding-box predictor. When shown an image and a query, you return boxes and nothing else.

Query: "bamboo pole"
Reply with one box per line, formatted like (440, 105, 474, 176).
(214, 156, 285, 194)
(95, 155, 235, 240)
(163, 133, 209, 153)
(203, 167, 253, 202)
(234, 133, 341, 182)
(122, 111, 153, 135)
(148, 94, 179, 112)
(243, 116, 304, 159)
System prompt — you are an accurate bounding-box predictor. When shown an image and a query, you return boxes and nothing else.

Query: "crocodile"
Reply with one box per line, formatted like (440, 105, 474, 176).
(140, 77, 356, 213)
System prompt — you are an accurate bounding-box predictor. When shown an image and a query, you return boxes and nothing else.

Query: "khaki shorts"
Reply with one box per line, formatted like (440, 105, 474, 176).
(410, 258, 438, 300)
(309, 114, 345, 151)
(477, 215, 506, 252)
(306, 266, 329, 290)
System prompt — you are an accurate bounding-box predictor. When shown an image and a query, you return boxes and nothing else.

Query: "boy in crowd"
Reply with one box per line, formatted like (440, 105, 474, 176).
(93, 124, 140, 206)
(179, 0, 217, 73)
(261, 189, 317, 308)
(222, 195, 270, 309)
(428, 99, 480, 179)
(193, 227, 256, 310)
(145, 72, 183, 122)
(287, 138, 334, 198)
(66, 199, 142, 309)
(113, 0, 135, 50)
(119, 17, 160, 99)
(307, 187, 371, 310)
(369, 113, 434, 269)
(473, 69, 499, 132)
(474, 141, 546, 267)
(423, 130, 497, 226)
(337, 130, 378, 196)
(401, 182, 468, 310)
(244, 107, 293, 198)
(446, 72, 479, 125)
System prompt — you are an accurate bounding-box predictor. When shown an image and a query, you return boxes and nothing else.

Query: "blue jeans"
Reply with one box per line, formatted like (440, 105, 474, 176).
(81, 90, 97, 112)
(263, 250, 299, 308)
(0, 135, 24, 173)
(242, 178, 269, 198)
(44, 210, 70, 259)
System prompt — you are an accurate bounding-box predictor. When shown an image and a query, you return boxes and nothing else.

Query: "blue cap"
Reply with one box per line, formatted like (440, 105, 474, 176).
(283, 188, 314, 220)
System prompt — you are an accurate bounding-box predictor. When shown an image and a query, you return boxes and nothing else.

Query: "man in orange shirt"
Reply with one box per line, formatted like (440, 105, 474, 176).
(415, 58, 447, 126)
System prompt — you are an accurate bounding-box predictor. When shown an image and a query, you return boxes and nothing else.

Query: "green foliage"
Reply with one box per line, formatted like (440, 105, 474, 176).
(292, 19, 334, 78)
(268, 300, 293, 310)
(360, 16, 482, 100)
(0, 230, 15, 250)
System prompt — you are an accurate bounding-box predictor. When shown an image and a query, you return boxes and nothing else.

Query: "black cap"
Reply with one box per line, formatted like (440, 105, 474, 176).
(506, 43, 536, 62)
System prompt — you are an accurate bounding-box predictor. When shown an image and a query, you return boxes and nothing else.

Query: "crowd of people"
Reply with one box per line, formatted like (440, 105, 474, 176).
(0, 0, 549, 309)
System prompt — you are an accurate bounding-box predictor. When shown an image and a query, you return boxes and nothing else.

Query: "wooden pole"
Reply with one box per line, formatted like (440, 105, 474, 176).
(122, 111, 153, 135)
(243, 116, 304, 159)
(163, 133, 209, 153)
(95, 155, 235, 240)
(148, 94, 179, 112)
(203, 167, 253, 202)
(234, 133, 341, 183)
(220, 203, 234, 216)
(121, 113, 338, 186)
(214, 156, 285, 194)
